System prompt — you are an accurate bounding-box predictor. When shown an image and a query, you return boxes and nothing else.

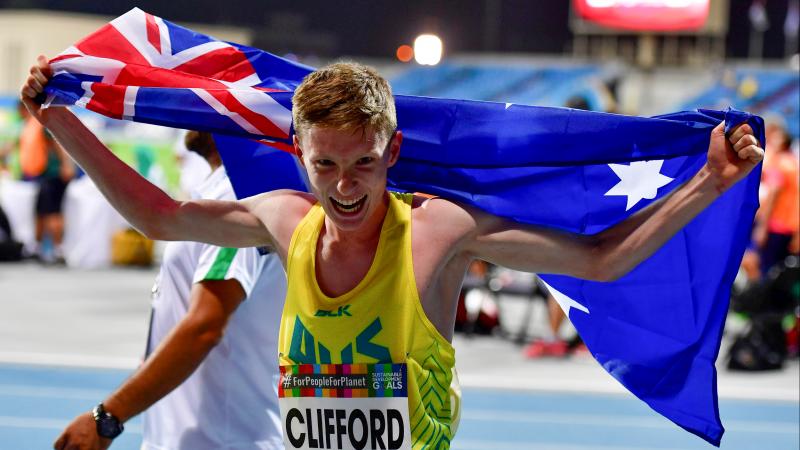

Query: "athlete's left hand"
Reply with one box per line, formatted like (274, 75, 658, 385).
(53, 411, 112, 450)
(705, 121, 764, 193)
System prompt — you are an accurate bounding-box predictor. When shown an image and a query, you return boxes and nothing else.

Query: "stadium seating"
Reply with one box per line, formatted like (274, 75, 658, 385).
(391, 63, 798, 138)
(391, 62, 611, 110)
(679, 68, 799, 137)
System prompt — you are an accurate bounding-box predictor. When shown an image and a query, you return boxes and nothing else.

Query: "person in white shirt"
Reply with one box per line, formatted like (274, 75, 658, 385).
(55, 131, 285, 450)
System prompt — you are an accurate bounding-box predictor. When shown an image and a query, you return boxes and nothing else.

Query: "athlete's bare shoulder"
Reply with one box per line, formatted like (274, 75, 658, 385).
(242, 189, 317, 260)
(410, 195, 478, 247)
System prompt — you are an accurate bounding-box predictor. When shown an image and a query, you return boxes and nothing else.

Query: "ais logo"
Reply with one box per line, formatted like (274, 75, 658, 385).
(315, 305, 352, 317)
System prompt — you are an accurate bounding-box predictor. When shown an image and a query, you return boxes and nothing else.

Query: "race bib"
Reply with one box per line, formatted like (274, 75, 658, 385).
(279, 363, 411, 450)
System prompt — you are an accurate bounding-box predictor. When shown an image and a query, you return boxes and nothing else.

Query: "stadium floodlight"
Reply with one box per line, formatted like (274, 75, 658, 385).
(413, 34, 443, 66)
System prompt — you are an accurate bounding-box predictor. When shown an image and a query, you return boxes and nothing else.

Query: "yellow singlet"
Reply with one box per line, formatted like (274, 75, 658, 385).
(279, 192, 459, 449)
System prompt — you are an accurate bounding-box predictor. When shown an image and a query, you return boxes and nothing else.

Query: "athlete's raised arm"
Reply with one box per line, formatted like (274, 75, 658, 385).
(451, 120, 764, 281)
(21, 55, 301, 250)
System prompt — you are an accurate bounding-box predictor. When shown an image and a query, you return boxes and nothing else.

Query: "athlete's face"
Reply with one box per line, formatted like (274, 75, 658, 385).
(295, 126, 402, 232)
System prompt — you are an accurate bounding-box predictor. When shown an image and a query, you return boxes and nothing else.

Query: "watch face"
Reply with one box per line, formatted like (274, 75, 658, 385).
(96, 415, 123, 439)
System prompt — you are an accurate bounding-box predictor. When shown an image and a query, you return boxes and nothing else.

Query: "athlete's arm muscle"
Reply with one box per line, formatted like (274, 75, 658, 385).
(459, 170, 720, 281)
(21, 56, 310, 251)
(454, 122, 763, 281)
(41, 105, 286, 247)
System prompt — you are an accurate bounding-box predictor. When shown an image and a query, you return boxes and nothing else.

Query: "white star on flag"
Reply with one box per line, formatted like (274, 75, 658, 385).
(540, 280, 589, 316)
(604, 160, 674, 211)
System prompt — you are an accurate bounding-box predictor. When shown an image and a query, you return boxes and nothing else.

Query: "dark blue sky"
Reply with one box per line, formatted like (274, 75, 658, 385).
(0, 0, 794, 59)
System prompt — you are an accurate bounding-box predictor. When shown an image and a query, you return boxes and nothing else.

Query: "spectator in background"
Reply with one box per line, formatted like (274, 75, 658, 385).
(0, 103, 19, 173)
(0, 202, 12, 244)
(0, 202, 23, 261)
(524, 94, 602, 358)
(0, 137, 11, 173)
(565, 95, 591, 111)
(18, 101, 74, 263)
(523, 278, 571, 357)
(55, 131, 286, 449)
(754, 121, 799, 275)
(739, 242, 763, 284)
(0, 113, 12, 239)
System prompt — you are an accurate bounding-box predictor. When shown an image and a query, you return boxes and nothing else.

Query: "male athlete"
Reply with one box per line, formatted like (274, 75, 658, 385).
(23, 56, 764, 450)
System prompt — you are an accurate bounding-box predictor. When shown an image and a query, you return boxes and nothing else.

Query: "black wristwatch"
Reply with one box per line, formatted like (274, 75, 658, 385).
(92, 403, 124, 439)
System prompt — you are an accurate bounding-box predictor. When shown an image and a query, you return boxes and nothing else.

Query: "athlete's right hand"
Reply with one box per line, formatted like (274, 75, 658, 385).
(20, 54, 54, 125)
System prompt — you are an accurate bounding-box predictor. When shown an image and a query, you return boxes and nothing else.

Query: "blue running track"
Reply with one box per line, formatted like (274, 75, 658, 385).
(0, 364, 797, 450)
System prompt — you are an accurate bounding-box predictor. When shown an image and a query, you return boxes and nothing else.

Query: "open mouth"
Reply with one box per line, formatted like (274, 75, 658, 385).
(330, 194, 367, 215)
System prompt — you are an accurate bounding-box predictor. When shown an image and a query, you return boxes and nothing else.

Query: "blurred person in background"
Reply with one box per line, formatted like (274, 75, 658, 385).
(0, 107, 12, 243)
(18, 100, 75, 263)
(0, 136, 10, 174)
(55, 131, 286, 450)
(0, 202, 13, 245)
(0, 191, 23, 261)
(728, 120, 798, 371)
(754, 120, 799, 276)
(0, 104, 25, 261)
(523, 278, 571, 357)
(524, 94, 602, 359)
(0, 104, 18, 174)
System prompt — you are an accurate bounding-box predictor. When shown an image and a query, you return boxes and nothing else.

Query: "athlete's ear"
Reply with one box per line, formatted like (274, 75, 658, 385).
(293, 134, 306, 168)
(386, 130, 402, 168)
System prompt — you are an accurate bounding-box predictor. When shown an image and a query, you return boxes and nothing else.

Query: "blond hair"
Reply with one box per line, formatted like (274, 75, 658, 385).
(292, 62, 396, 141)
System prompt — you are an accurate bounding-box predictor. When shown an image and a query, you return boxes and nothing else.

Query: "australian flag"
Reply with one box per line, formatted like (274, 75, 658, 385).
(42, 8, 763, 446)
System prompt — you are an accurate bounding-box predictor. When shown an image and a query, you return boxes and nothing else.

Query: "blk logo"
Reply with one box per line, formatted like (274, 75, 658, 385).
(315, 305, 352, 317)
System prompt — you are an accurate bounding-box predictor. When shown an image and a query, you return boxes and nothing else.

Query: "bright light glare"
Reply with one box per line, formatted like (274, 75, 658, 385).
(396, 45, 414, 62)
(586, 0, 701, 7)
(413, 34, 443, 66)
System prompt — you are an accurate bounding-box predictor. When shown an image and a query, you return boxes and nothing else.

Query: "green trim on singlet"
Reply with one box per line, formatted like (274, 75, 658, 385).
(202, 247, 238, 280)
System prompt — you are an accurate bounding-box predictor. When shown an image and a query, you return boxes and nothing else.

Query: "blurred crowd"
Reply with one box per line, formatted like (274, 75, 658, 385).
(0, 101, 197, 267)
(0, 101, 75, 263)
(729, 116, 800, 370)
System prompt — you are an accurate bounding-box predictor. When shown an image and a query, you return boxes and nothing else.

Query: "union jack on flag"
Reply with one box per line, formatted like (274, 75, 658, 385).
(46, 7, 312, 151)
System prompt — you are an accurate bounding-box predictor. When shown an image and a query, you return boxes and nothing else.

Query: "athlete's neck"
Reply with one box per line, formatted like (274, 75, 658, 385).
(315, 192, 390, 297)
